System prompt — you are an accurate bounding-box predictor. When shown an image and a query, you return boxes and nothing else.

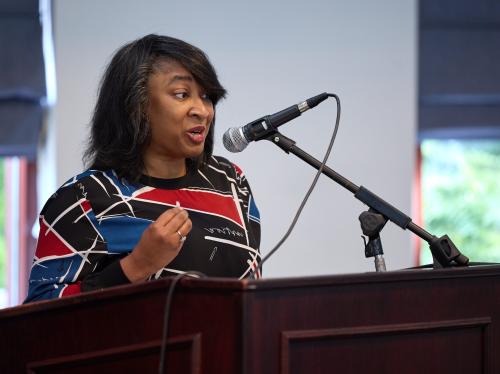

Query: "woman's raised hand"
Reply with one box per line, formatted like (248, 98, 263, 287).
(120, 207, 192, 282)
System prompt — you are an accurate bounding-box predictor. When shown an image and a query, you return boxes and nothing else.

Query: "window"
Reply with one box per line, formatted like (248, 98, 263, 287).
(0, 160, 5, 307)
(0, 158, 37, 307)
(420, 140, 500, 265)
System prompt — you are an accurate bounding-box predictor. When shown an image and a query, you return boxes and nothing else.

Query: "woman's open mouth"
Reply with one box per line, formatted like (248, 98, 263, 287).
(186, 126, 206, 144)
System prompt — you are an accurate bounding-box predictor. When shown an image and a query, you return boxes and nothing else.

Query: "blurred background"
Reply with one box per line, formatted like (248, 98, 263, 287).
(0, 0, 499, 307)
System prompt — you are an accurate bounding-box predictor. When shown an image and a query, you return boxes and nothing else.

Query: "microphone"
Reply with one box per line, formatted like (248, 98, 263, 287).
(223, 92, 329, 152)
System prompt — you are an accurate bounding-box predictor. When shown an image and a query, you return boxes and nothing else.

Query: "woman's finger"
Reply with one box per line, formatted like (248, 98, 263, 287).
(155, 207, 186, 227)
(175, 218, 193, 238)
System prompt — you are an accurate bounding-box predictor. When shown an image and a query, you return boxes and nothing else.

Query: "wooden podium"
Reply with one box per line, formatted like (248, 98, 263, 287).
(1, 265, 499, 373)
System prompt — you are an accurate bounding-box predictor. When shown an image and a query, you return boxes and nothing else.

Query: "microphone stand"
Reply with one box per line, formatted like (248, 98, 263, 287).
(264, 130, 469, 270)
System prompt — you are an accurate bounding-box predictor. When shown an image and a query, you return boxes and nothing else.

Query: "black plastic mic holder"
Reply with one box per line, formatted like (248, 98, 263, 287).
(359, 210, 387, 272)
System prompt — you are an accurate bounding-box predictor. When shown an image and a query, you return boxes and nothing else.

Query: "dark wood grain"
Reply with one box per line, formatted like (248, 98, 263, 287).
(1, 265, 499, 373)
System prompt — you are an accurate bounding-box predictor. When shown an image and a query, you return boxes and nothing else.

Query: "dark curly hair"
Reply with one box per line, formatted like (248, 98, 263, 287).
(83, 34, 227, 181)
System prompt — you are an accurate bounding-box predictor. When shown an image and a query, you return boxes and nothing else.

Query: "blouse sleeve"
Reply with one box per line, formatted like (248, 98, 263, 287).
(24, 181, 129, 302)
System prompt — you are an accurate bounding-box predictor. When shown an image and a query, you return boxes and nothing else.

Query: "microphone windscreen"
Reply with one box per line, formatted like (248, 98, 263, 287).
(223, 128, 248, 153)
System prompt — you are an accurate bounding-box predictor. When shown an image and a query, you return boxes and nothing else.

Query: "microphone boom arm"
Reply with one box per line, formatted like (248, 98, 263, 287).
(264, 130, 469, 269)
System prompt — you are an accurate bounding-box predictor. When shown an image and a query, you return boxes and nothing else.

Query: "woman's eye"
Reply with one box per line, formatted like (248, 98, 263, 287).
(174, 92, 188, 99)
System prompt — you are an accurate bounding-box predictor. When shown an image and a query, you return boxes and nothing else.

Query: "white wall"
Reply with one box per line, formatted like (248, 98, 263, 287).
(49, 0, 417, 277)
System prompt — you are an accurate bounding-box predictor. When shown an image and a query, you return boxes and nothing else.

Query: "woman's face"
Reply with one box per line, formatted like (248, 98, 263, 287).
(145, 60, 214, 164)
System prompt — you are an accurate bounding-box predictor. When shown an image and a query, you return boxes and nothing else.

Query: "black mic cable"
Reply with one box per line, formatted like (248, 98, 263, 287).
(255, 93, 341, 274)
(158, 271, 206, 374)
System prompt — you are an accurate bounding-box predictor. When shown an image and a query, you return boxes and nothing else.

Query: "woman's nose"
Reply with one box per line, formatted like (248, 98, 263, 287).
(190, 96, 212, 120)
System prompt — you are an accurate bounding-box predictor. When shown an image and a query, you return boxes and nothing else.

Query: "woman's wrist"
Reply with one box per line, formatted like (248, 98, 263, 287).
(119, 253, 153, 283)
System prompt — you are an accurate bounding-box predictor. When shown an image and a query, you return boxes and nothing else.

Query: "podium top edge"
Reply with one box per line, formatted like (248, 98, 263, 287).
(3, 264, 500, 318)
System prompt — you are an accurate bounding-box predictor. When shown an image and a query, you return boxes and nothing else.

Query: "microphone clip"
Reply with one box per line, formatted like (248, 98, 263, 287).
(263, 130, 297, 154)
(359, 209, 388, 272)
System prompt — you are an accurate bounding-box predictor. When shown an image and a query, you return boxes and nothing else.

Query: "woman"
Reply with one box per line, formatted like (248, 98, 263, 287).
(25, 34, 261, 302)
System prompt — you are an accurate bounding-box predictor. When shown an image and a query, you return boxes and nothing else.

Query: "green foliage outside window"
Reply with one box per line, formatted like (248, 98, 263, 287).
(421, 140, 500, 265)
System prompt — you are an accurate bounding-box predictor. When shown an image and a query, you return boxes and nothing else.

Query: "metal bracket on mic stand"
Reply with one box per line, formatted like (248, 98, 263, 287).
(264, 130, 470, 271)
